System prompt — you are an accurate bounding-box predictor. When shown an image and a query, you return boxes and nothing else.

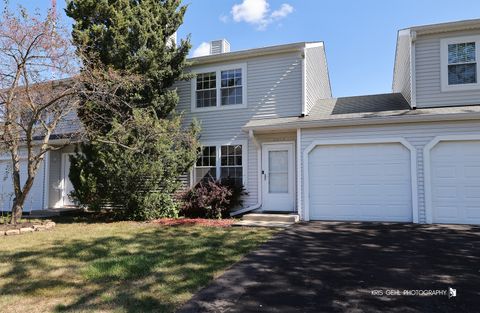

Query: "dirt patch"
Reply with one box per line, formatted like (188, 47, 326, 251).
(152, 218, 236, 227)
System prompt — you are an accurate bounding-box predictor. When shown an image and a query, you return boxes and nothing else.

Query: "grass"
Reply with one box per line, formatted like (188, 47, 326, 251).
(0, 219, 275, 313)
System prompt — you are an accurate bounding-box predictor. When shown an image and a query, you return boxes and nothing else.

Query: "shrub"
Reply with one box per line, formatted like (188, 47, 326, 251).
(181, 180, 247, 219)
(69, 112, 200, 221)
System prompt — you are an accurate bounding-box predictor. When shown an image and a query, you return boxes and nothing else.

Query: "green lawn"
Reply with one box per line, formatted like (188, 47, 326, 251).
(0, 220, 275, 313)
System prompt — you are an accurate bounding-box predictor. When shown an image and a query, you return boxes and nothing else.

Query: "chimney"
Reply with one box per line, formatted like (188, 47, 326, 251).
(167, 32, 177, 48)
(210, 39, 230, 55)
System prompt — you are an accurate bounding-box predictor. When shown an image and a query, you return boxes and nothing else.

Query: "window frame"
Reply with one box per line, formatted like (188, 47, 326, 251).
(194, 145, 218, 184)
(193, 140, 248, 187)
(195, 72, 218, 108)
(441, 35, 480, 92)
(191, 63, 247, 112)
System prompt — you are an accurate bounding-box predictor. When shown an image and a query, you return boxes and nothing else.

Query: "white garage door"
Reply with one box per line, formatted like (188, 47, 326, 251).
(0, 159, 45, 212)
(430, 141, 480, 225)
(308, 143, 413, 222)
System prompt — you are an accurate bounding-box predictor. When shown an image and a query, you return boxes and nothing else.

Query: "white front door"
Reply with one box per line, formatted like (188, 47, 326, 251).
(262, 143, 295, 212)
(61, 154, 75, 206)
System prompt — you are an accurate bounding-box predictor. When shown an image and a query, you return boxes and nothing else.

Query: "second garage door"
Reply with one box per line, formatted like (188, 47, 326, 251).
(308, 142, 413, 222)
(429, 140, 480, 225)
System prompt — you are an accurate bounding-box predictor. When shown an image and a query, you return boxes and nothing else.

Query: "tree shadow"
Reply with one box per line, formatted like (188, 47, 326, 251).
(0, 225, 271, 313)
(180, 222, 480, 313)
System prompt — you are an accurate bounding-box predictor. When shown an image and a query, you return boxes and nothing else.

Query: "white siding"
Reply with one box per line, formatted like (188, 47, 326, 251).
(305, 44, 331, 115)
(392, 29, 412, 105)
(300, 120, 480, 223)
(415, 29, 480, 108)
(0, 151, 46, 212)
(177, 52, 303, 207)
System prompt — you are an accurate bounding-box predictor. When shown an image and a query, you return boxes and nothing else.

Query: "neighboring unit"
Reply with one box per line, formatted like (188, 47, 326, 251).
(2, 19, 480, 225)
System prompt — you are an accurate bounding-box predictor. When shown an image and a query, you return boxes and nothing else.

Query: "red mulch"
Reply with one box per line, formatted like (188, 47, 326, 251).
(151, 218, 235, 227)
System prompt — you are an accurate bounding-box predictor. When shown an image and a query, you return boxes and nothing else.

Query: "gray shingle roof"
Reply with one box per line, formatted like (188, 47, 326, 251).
(331, 93, 410, 114)
(306, 93, 411, 118)
(244, 93, 480, 131)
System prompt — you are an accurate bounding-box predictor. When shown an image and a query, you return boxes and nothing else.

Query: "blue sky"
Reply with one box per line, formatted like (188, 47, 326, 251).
(5, 0, 480, 97)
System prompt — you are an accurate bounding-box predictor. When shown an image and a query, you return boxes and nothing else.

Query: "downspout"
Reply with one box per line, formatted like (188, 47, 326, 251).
(301, 46, 307, 115)
(230, 129, 262, 216)
(296, 128, 302, 219)
(410, 30, 417, 109)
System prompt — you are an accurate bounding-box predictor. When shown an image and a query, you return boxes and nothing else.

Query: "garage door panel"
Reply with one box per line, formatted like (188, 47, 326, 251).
(465, 167, 480, 177)
(465, 207, 480, 218)
(430, 140, 480, 224)
(308, 143, 413, 222)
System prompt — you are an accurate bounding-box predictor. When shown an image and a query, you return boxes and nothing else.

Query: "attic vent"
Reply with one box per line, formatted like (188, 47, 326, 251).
(210, 39, 230, 55)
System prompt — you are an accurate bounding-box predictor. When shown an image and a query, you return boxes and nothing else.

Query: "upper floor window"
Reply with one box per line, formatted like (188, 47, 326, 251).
(441, 36, 480, 91)
(448, 42, 476, 85)
(196, 72, 217, 108)
(221, 69, 243, 105)
(192, 64, 247, 111)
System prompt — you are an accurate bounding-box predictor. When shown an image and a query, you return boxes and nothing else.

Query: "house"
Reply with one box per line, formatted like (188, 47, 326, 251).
(2, 18, 480, 225)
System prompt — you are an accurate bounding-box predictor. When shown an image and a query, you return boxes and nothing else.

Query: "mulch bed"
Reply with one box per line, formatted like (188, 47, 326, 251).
(152, 218, 235, 227)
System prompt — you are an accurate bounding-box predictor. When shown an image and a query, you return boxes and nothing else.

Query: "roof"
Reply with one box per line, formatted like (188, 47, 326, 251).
(244, 93, 480, 132)
(403, 18, 480, 35)
(311, 93, 410, 116)
(188, 42, 323, 66)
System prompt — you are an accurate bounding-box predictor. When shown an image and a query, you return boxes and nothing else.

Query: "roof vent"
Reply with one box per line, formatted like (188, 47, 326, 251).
(210, 39, 230, 55)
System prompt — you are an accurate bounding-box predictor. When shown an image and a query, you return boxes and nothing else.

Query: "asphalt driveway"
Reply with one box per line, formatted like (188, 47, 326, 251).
(179, 222, 480, 313)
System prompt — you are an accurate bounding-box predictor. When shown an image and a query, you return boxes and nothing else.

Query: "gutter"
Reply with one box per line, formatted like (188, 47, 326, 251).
(242, 111, 480, 133)
(190, 42, 309, 66)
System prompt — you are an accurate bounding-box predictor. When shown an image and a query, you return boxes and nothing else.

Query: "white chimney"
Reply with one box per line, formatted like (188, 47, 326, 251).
(167, 32, 177, 48)
(210, 39, 230, 55)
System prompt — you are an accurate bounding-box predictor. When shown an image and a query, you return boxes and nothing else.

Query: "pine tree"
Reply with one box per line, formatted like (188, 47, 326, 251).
(66, 0, 200, 220)
(66, 0, 191, 131)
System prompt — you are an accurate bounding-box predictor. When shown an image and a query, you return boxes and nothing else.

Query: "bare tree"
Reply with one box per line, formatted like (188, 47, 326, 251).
(0, 4, 79, 223)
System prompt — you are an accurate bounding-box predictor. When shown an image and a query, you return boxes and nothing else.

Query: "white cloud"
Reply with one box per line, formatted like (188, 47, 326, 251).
(192, 42, 210, 57)
(271, 3, 293, 19)
(232, 0, 269, 24)
(230, 0, 293, 30)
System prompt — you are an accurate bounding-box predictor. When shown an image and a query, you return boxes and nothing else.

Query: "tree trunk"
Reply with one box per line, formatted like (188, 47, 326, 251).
(10, 202, 23, 224)
(9, 171, 35, 225)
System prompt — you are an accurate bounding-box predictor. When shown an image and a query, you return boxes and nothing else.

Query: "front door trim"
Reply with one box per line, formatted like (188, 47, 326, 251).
(61, 153, 75, 207)
(261, 141, 295, 212)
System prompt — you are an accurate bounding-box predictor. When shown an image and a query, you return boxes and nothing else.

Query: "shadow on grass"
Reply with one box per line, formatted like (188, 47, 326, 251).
(0, 223, 272, 313)
(49, 210, 126, 224)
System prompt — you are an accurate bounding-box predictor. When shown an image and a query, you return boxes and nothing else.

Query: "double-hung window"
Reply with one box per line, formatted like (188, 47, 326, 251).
(195, 146, 217, 183)
(221, 69, 243, 105)
(192, 64, 246, 111)
(441, 36, 480, 91)
(194, 143, 245, 187)
(196, 72, 217, 108)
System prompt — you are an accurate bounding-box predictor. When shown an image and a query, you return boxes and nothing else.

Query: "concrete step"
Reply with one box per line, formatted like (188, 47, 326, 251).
(232, 220, 294, 228)
(241, 213, 299, 223)
(25, 211, 60, 218)
(26, 207, 80, 218)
